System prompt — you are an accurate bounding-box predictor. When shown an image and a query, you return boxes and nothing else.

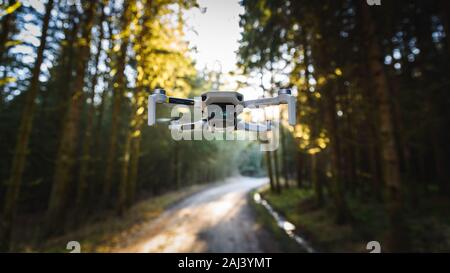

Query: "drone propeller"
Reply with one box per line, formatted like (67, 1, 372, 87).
(156, 116, 181, 123)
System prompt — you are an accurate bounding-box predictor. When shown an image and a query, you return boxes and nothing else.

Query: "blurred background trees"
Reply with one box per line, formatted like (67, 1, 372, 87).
(0, 0, 246, 251)
(238, 0, 450, 251)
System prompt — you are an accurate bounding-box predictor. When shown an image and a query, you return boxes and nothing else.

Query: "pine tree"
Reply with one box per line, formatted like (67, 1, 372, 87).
(0, 0, 54, 251)
(44, 1, 98, 236)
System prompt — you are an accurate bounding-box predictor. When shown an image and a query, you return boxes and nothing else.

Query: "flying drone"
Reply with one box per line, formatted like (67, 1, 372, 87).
(148, 88, 296, 132)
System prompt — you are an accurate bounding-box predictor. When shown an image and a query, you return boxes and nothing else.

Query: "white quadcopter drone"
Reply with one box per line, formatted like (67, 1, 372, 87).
(148, 88, 296, 132)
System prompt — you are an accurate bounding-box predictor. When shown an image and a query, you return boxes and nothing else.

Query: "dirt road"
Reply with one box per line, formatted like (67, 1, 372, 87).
(117, 176, 280, 253)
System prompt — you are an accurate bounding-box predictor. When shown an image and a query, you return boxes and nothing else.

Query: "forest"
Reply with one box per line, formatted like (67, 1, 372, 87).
(238, 0, 450, 252)
(0, 0, 449, 253)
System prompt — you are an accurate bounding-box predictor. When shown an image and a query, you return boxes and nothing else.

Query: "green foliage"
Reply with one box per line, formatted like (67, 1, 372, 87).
(237, 143, 265, 177)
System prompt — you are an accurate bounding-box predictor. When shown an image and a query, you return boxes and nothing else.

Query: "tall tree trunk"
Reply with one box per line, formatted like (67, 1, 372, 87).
(77, 3, 106, 208)
(279, 123, 290, 187)
(273, 150, 281, 193)
(44, 1, 97, 237)
(121, 0, 153, 210)
(265, 151, 275, 191)
(93, 11, 115, 163)
(128, 133, 142, 205)
(103, 0, 132, 204)
(174, 142, 182, 189)
(296, 149, 304, 188)
(126, 96, 146, 206)
(361, 62, 383, 200)
(0, 0, 54, 251)
(359, 2, 407, 251)
(42, 5, 79, 122)
(118, 95, 143, 215)
(117, 118, 132, 215)
(311, 153, 323, 206)
(415, 6, 449, 194)
(324, 85, 350, 224)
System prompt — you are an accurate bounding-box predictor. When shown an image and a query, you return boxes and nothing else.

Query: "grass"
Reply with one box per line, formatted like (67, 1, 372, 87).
(256, 186, 450, 252)
(258, 187, 368, 252)
(19, 184, 208, 253)
(248, 186, 307, 253)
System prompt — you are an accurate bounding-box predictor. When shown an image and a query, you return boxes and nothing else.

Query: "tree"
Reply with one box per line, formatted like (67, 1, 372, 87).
(103, 0, 133, 204)
(44, 1, 98, 236)
(0, 0, 54, 251)
(77, 1, 107, 208)
(358, 2, 407, 251)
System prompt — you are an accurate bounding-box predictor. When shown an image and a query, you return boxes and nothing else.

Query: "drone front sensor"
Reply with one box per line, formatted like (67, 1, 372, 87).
(148, 88, 296, 132)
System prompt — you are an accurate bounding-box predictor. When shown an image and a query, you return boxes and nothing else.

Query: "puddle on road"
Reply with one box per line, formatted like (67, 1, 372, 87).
(253, 193, 315, 253)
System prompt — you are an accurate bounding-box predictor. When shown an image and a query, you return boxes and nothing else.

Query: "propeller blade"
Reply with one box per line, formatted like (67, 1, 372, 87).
(156, 116, 181, 123)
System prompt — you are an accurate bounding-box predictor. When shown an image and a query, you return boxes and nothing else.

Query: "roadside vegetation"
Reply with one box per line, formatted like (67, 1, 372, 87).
(239, 0, 450, 252)
(20, 184, 209, 252)
(255, 185, 450, 252)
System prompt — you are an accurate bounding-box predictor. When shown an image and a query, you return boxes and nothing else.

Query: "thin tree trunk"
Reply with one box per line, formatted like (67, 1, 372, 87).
(273, 150, 281, 193)
(359, 2, 407, 251)
(0, 0, 54, 251)
(415, 7, 449, 194)
(117, 117, 132, 215)
(324, 85, 350, 224)
(280, 123, 290, 187)
(175, 143, 182, 189)
(44, 1, 97, 237)
(296, 149, 303, 188)
(127, 134, 142, 205)
(77, 3, 106, 207)
(363, 66, 383, 200)
(122, 0, 153, 209)
(93, 9, 115, 158)
(311, 153, 323, 206)
(265, 151, 275, 191)
(103, 0, 132, 204)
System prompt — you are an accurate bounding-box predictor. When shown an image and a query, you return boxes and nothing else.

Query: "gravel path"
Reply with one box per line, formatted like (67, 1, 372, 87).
(116, 176, 280, 253)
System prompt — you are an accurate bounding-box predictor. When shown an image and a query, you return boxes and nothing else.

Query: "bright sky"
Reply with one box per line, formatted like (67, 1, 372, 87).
(184, 0, 268, 100)
(184, 0, 244, 74)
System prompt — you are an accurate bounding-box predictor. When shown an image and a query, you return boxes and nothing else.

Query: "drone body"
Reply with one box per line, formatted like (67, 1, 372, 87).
(148, 88, 296, 132)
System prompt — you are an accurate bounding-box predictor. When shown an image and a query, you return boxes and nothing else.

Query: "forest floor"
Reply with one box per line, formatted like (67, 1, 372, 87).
(27, 176, 282, 252)
(255, 184, 450, 252)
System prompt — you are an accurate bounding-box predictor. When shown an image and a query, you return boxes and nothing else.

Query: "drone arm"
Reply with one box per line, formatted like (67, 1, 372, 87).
(148, 93, 167, 126)
(287, 95, 296, 126)
(169, 119, 206, 131)
(167, 97, 195, 106)
(243, 91, 296, 126)
(242, 97, 279, 107)
(237, 121, 272, 132)
(148, 88, 195, 126)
